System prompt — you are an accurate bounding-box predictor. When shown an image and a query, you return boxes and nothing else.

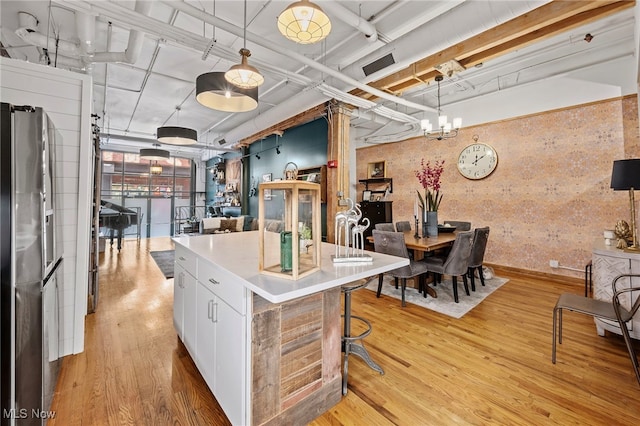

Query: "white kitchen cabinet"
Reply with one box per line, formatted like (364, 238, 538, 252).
(172, 232, 409, 425)
(173, 263, 185, 338)
(175, 246, 197, 357)
(592, 239, 640, 338)
(195, 279, 245, 425)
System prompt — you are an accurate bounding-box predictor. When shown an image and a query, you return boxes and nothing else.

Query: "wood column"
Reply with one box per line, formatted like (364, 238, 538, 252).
(326, 102, 351, 243)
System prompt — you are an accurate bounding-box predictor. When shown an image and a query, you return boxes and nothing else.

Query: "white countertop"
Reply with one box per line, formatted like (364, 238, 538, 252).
(173, 231, 409, 304)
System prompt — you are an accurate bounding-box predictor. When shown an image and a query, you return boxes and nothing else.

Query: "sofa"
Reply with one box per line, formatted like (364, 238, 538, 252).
(199, 216, 284, 234)
(199, 215, 255, 234)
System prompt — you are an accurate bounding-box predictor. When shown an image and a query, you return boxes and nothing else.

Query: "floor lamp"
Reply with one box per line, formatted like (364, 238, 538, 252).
(611, 159, 640, 252)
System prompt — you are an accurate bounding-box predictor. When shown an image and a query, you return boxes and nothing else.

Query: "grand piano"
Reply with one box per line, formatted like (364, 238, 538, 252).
(99, 200, 139, 251)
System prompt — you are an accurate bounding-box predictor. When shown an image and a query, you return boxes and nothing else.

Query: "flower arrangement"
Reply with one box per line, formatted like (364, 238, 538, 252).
(415, 158, 444, 212)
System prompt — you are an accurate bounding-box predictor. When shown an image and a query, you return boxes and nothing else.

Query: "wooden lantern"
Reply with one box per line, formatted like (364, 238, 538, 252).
(258, 180, 321, 280)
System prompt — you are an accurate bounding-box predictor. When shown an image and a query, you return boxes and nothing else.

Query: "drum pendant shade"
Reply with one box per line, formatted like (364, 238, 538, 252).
(196, 72, 258, 112)
(139, 147, 170, 161)
(157, 126, 198, 145)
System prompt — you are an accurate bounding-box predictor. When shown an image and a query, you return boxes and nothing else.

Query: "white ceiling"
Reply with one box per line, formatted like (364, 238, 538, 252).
(0, 1, 637, 159)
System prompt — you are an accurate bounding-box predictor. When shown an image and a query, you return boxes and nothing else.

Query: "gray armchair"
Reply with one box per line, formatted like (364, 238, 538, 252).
(468, 227, 490, 291)
(374, 223, 396, 232)
(421, 231, 474, 303)
(395, 221, 411, 232)
(372, 230, 429, 307)
(444, 220, 471, 231)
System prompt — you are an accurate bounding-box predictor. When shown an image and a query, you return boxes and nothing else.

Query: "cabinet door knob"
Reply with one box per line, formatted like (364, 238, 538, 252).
(209, 278, 220, 285)
(179, 256, 186, 261)
(212, 302, 218, 323)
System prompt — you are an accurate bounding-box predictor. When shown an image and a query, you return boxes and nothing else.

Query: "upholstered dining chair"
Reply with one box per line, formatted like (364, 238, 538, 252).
(421, 231, 474, 303)
(372, 230, 429, 307)
(444, 220, 471, 231)
(395, 221, 412, 232)
(468, 227, 490, 292)
(552, 274, 640, 386)
(374, 223, 396, 232)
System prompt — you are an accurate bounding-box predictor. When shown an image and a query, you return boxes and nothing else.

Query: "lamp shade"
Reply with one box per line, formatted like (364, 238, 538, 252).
(139, 147, 170, 161)
(611, 159, 640, 190)
(277, 0, 331, 44)
(157, 126, 198, 145)
(224, 48, 264, 89)
(196, 72, 258, 112)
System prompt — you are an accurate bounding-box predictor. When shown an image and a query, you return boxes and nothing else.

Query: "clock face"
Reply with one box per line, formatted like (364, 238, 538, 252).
(457, 143, 498, 180)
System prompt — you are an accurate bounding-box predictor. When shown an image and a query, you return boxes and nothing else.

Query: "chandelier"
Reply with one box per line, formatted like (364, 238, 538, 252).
(421, 75, 462, 140)
(149, 161, 163, 175)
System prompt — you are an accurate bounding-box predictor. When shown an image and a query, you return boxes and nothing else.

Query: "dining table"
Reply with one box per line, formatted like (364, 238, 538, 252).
(367, 230, 458, 297)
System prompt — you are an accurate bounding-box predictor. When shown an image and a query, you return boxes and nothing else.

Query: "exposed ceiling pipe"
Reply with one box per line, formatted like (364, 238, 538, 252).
(91, 1, 152, 63)
(75, 11, 95, 56)
(162, 0, 436, 114)
(340, 1, 551, 82)
(318, 1, 378, 43)
(15, 11, 80, 57)
(16, 1, 151, 66)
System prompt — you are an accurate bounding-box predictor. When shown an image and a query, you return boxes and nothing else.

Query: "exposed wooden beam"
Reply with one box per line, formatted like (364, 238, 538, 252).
(351, 0, 633, 99)
(237, 103, 328, 147)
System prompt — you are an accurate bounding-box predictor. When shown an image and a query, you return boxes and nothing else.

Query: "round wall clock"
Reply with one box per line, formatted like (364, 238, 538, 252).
(457, 139, 498, 180)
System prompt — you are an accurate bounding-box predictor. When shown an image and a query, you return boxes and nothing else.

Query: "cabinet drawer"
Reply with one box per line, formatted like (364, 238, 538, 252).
(197, 259, 246, 315)
(175, 245, 197, 275)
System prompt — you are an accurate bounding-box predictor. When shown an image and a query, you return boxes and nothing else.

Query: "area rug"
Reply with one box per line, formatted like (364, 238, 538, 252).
(149, 250, 174, 279)
(365, 275, 508, 318)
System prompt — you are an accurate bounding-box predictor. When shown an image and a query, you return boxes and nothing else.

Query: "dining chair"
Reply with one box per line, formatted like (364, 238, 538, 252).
(372, 230, 429, 307)
(468, 227, 490, 291)
(374, 223, 396, 232)
(395, 221, 411, 232)
(444, 220, 471, 231)
(552, 274, 640, 386)
(421, 231, 474, 303)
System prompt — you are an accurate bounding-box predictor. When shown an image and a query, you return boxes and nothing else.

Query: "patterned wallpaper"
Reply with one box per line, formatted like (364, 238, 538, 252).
(356, 96, 639, 279)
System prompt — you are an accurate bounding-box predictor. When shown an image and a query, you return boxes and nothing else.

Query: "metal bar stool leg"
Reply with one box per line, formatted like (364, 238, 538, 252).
(341, 281, 384, 395)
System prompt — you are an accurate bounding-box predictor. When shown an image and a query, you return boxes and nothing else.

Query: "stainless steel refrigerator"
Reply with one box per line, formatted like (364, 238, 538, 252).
(1, 103, 63, 425)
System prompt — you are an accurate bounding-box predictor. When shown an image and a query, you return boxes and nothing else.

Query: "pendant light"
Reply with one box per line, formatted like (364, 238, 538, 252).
(149, 161, 163, 175)
(196, 72, 258, 112)
(277, 0, 331, 44)
(225, 0, 264, 89)
(140, 143, 170, 161)
(157, 106, 198, 145)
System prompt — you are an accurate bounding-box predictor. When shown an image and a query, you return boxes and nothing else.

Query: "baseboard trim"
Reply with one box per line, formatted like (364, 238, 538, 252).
(485, 263, 584, 286)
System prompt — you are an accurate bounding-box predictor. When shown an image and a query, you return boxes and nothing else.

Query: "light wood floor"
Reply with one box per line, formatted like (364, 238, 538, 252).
(49, 237, 640, 425)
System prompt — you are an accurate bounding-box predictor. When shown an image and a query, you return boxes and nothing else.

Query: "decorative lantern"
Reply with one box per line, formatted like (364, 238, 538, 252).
(258, 180, 321, 280)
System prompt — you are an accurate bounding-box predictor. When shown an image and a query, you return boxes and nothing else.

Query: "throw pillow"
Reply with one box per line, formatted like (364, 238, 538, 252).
(220, 219, 237, 232)
(242, 216, 254, 231)
(235, 215, 245, 232)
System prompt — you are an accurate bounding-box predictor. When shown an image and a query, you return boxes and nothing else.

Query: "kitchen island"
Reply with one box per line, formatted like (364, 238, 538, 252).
(172, 231, 408, 425)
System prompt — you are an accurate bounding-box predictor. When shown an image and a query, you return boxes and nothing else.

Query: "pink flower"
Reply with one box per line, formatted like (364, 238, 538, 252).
(414, 159, 444, 211)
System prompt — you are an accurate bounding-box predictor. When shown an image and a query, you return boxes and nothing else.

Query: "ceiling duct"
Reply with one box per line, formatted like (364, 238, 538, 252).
(362, 53, 395, 77)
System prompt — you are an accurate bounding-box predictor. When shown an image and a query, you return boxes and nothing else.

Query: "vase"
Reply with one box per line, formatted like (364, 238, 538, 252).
(423, 211, 438, 238)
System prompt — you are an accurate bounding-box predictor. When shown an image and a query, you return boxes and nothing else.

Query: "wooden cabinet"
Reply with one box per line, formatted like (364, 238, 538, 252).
(592, 239, 640, 338)
(297, 165, 327, 202)
(360, 201, 393, 240)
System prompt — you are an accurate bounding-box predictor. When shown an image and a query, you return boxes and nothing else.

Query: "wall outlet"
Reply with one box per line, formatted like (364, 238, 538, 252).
(549, 260, 559, 268)
(338, 199, 349, 206)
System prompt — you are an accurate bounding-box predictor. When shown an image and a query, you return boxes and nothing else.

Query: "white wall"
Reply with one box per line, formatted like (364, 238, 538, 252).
(1, 57, 92, 356)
